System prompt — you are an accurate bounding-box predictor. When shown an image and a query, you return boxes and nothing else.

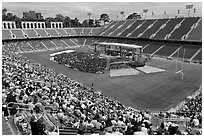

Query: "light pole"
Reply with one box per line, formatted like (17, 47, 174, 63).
(143, 9, 148, 19)
(87, 12, 92, 27)
(186, 4, 193, 17)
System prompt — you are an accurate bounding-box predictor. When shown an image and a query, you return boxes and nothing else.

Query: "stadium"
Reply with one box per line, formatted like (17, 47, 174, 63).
(2, 2, 202, 135)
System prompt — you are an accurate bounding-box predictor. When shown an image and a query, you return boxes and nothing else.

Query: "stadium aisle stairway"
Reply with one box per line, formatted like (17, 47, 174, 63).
(154, 43, 181, 57)
(143, 42, 164, 55)
(102, 21, 125, 36)
(128, 19, 156, 38)
(74, 28, 83, 36)
(10, 29, 25, 39)
(140, 19, 169, 38)
(153, 18, 183, 40)
(2, 116, 13, 135)
(96, 21, 118, 36)
(110, 20, 135, 37)
(119, 20, 145, 37)
(185, 19, 202, 42)
(2, 29, 12, 39)
(192, 49, 202, 62)
(35, 29, 49, 37)
(51, 39, 69, 48)
(56, 28, 68, 36)
(45, 28, 60, 37)
(82, 28, 91, 36)
(64, 28, 77, 36)
(23, 29, 38, 38)
(171, 45, 200, 60)
(28, 40, 47, 50)
(168, 17, 200, 40)
(41, 39, 58, 49)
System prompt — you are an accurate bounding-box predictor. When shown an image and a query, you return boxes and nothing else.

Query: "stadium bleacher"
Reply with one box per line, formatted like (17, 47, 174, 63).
(90, 28, 100, 35)
(2, 29, 12, 39)
(168, 17, 200, 40)
(35, 29, 49, 37)
(96, 21, 118, 36)
(28, 40, 47, 50)
(101, 21, 125, 36)
(82, 28, 91, 36)
(51, 39, 69, 48)
(74, 28, 83, 35)
(45, 28, 60, 37)
(192, 49, 202, 62)
(118, 20, 145, 37)
(185, 18, 202, 42)
(140, 19, 169, 38)
(64, 28, 77, 36)
(128, 19, 157, 38)
(10, 29, 25, 39)
(41, 39, 57, 49)
(109, 20, 135, 37)
(153, 18, 184, 40)
(61, 38, 78, 47)
(142, 42, 164, 55)
(56, 28, 68, 36)
(23, 29, 38, 38)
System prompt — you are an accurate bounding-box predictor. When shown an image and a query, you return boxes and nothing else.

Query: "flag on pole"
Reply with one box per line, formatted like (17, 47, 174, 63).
(164, 11, 166, 14)
(178, 10, 180, 14)
(186, 4, 193, 9)
(194, 8, 196, 13)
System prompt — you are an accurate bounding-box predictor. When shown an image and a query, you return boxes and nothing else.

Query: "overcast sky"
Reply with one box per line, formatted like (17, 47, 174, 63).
(2, 1, 202, 22)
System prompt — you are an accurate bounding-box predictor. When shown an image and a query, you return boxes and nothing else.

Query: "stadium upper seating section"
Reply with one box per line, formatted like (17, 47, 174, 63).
(140, 19, 169, 38)
(82, 28, 91, 36)
(128, 19, 157, 38)
(74, 28, 83, 35)
(118, 20, 145, 37)
(104, 21, 126, 36)
(2, 29, 12, 40)
(10, 29, 25, 39)
(185, 18, 202, 42)
(56, 28, 68, 36)
(109, 19, 135, 37)
(167, 17, 200, 40)
(35, 29, 49, 37)
(23, 29, 38, 38)
(91, 28, 100, 35)
(96, 21, 118, 36)
(64, 28, 77, 36)
(45, 29, 60, 37)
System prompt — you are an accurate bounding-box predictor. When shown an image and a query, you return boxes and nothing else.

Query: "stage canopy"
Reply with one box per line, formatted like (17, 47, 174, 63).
(95, 42, 142, 49)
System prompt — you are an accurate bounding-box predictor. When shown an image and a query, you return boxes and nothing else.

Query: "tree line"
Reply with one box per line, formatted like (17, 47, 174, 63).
(2, 8, 141, 28)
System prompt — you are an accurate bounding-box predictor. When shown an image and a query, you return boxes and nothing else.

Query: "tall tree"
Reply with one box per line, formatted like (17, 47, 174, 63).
(99, 13, 110, 25)
(126, 13, 142, 20)
(55, 14, 64, 22)
(82, 19, 89, 27)
(45, 17, 55, 28)
(63, 16, 71, 28)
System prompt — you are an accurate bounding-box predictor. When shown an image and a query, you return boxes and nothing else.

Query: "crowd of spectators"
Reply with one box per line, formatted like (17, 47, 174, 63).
(2, 42, 202, 135)
(53, 52, 107, 74)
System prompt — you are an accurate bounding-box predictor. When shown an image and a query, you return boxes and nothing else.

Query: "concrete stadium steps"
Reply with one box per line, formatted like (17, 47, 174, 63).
(28, 40, 47, 50)
(23, 29, 38, 38)
(18, 41, 34, 52)
(45, 29, 60, 37)
(56, 28, 68, 36)
(128, 19, 156, 38)
(76, 38, 87, 45)
(168, 17, 200, 40)
(153, 18, 183, 40)
(51, 39, 69, 48)
(192, 49, 202, 61)
(62, 38, 78, 47)
(2, 116, 13, 135)
(64, 28, 77, 36)
(118, 20, 145, 37)
(10, 29, 25, 39)
(84, 38, 94, 45)
(35, 29, 49, 37)
(2, 29, 12, 39)
(154, 43, 181, 57)
(74, 28, 83, 35)
(102, 21, 125, 36)
(141, 19, 169, 38)
(96, 21, 118, 36)
(41, 39, 58, 49)
(143, 42, 164, 54)
(185, 19, 202, 42)
(110, 20, 135, 37)
(90, 28, 100, 35)
(82, 28, 91, 36)
(7, 118, 19, 135)
(171, 45, 200, 60)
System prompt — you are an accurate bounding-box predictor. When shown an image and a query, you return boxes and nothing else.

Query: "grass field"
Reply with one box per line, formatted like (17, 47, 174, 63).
(22, 47, 202, 112)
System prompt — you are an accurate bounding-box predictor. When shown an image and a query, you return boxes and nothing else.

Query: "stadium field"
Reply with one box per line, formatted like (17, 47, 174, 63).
(22, 47, 202, 112)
